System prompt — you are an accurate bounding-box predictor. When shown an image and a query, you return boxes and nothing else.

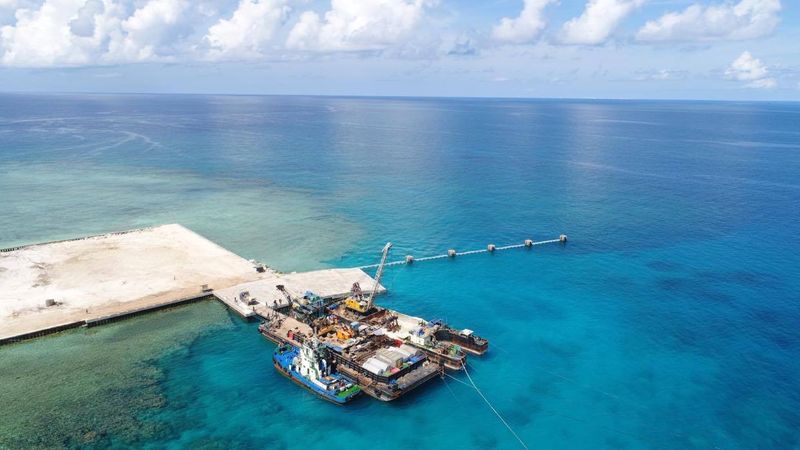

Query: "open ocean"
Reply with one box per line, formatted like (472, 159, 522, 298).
(0, 94, 798, 449)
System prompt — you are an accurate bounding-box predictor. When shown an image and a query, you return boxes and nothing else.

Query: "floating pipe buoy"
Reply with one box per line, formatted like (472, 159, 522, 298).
(559, 234, 568, 243)
(448, 249, 457, 257)
(524, 239, 533, 247)
(487, 244, 496, 252)
(405, 255, 414, 264)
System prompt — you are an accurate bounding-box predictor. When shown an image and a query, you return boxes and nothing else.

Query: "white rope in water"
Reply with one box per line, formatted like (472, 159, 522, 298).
(441, 376, 462, 403)
(461, 362, 530, 450)
(444, 372, 476, 390)
(359, 238, 563, 269)
(472, 347, 697, 444)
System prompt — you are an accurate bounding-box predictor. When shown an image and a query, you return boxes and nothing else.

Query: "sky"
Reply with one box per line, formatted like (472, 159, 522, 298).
(0, 0, 798, 100)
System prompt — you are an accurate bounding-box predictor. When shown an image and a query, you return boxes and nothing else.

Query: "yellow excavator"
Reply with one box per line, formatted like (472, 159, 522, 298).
(336, 326, 354, 340)
(345, 242, 392, 314)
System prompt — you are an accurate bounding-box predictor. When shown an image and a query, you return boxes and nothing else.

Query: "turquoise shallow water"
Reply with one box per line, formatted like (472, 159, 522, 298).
(1, 95, 799, 449)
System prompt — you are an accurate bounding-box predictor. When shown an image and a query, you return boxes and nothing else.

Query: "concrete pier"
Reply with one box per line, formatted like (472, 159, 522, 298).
(212, 268, 385, 318)
(0, 224, 386, 345)
(0, 224, 264, 343)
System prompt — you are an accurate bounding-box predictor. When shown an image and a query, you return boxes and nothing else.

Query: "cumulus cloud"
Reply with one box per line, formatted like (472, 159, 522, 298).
(69, 0, 104, 37)
(725, 50, 776, 88)
(0, 0, 197, 66)
(637, 0, 781, 42)
(110, 0, 189, 61)
(492, 0, 555, 44)
(286, 0, 431, 52)
(205, 0, 289, 59)
(1, 0, 94, 66)
(560, 0, 643, 45)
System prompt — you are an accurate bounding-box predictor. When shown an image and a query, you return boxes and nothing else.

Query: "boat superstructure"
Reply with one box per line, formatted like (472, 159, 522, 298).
(272, 338, 362, 404)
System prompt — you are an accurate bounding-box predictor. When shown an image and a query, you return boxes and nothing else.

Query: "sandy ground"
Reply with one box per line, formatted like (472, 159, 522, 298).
(0, 224, 263, 339)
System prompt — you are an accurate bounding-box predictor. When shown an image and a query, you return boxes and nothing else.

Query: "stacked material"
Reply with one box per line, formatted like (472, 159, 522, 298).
(394, 344, 422, 358)
(375, 349, 404, 367)
(361, 346, 420, 375)
(362, 357, 391, 375)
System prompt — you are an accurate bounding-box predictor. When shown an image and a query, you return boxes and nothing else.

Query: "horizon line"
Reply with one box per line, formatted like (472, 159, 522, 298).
(1, 90, 799, 104)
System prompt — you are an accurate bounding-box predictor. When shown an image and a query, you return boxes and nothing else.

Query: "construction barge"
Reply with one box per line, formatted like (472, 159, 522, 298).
(256, 298, 475, 402)
(255, 243, 489, 402)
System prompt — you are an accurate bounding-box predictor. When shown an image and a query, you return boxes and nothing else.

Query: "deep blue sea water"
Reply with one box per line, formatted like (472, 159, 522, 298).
(1, 94, 799, 449)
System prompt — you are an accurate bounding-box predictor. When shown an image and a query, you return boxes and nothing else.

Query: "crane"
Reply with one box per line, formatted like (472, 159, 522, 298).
(345, 242, 392, 314)
(275, 284, 293, 308)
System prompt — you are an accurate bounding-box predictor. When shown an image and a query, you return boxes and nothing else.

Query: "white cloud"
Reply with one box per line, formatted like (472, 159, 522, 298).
(560, 0, 643, 45)
(492, 0, 555, 44)
(632, 68, 689, 81)
(108, 0, 188, 62)
(637, 0, 781, 42)
(205, 0, 289, 59)
(69, 0, 103, 37)
(1, 0, 92, 67)
(725, 50, 776, 88)
(0, 0, 199, 66)
(286, 0, 432, 52)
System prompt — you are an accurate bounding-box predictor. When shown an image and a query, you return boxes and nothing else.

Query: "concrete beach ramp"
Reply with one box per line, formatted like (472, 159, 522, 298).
(0, 224, 263, 342)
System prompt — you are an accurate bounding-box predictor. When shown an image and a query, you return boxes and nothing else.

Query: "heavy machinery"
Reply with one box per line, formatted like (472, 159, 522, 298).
(336, 326, 354, 341)
(275, 284, 292, 307)
(345, 242, 392, 314)
(293, 290, 326, 320)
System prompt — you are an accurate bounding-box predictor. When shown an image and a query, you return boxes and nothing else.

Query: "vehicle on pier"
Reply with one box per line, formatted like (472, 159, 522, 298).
(272, 339, 362, 405)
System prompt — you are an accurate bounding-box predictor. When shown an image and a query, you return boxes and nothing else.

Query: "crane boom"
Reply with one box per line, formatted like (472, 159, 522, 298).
(365, 242, 392, 311)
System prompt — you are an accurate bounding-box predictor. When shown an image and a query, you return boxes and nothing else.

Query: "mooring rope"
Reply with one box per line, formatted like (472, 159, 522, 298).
(454, 350, 698, 446)
(441, 376, 462, 404)
(461, 361, 530, 450)
(358, 237, 564, 269)
(444, 372, 476, 390)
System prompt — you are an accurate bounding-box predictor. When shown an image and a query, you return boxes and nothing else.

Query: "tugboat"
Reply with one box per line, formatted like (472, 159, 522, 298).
(433, 327, 489, 355)
(272, 338, 362, 405)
